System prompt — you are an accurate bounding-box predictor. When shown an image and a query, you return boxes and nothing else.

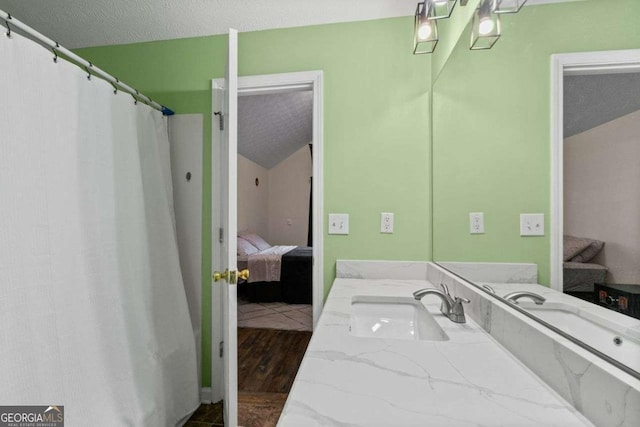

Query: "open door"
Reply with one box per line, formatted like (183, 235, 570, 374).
(212, 28, 240, 427)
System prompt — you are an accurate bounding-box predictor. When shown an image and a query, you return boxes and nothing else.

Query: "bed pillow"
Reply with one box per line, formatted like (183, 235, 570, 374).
(237, 237, 259, 256)
(563, 235, 604, 262)
(241, 232, 271, 251)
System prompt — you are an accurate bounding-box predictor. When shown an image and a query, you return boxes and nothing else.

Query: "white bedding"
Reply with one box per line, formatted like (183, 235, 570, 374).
(245, 245, 296, 283)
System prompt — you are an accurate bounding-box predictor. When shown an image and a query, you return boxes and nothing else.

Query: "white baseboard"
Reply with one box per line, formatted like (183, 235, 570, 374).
(200, 387, 212, 404)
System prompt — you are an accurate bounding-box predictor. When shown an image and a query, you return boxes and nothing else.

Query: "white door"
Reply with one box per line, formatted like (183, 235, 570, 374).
(212, 28, 239, 427)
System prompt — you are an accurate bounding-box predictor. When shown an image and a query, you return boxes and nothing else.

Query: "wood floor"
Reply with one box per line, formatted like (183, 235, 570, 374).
(186, 327, 312, 427)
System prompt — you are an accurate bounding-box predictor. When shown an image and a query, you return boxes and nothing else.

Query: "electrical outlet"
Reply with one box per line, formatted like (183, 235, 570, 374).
(328, 213, 349, 235)
(381, 212, 394, 233)
(469, 212, 484, 234)
(520, 213, 544, 236)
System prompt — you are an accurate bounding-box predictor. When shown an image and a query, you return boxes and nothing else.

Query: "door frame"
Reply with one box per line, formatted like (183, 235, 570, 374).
(211, 70, 324, 404)
(550, 49, 640, 291)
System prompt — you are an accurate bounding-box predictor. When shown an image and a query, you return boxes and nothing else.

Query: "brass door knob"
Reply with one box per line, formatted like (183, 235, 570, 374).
(213, 269, 229, 282)
(238, 269, 250, 281)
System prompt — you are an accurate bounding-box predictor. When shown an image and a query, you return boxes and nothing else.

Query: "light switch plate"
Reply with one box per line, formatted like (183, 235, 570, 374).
(328, 213, 349, 235)
(520, 213, 544, 236)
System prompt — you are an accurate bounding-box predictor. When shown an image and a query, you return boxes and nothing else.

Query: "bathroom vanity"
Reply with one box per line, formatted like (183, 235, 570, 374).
(275, 261, 640, 426)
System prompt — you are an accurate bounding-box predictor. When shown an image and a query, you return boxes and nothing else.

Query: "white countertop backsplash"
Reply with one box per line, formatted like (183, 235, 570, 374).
(438, 261, 539, 284)
(278, 275, 593, 426)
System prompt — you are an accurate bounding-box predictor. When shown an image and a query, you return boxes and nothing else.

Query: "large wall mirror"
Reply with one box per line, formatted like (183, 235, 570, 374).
(432, 0, 640, 379)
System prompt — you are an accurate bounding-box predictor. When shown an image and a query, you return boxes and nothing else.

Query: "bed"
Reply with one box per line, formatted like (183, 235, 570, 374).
(237, 233, 312, 304)
(563, 235, 607, 297)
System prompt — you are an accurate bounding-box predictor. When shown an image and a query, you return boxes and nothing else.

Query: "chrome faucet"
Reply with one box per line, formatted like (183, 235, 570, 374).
(413, 284, 470, 323)
(482, 284, 496, 294)
(503, 291, 546, 305)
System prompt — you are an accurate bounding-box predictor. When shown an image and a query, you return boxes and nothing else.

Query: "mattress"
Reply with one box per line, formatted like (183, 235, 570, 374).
(563, 262, 608, 292)
(238, 246, 313, 304)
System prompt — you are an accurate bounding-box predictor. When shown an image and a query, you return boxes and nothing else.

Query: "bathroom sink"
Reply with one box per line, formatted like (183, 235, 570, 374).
(518, 301, 640, 372)
(350, 296, 449, 341)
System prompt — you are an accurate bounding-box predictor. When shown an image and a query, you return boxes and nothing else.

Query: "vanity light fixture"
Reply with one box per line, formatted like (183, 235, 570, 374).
(429, 0, 457, 20)
(470, 0, 501, 50)
(493, 0, 528, 14)
(413, 1, 439, 55)
(413, 0, 526, 54)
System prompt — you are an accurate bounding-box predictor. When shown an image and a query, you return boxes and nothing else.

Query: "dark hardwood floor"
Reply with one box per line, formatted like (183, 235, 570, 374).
(186, 327, 312, 427)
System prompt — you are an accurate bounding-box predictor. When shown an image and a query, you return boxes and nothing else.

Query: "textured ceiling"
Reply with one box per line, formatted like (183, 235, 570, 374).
(238, 91, 313, 169)
(0, 0, 416, 48)
(564, 72, 640, 138)
(0, 0, 579, 49)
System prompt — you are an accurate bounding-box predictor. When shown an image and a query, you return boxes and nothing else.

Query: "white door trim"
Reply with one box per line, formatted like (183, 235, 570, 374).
(210, 70, 324, 403)
(550, 49, 640, 292)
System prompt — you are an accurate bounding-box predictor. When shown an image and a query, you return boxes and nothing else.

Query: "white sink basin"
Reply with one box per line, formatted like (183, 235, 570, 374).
(519, 301, 640, 372)
(350, 296, 449, 341)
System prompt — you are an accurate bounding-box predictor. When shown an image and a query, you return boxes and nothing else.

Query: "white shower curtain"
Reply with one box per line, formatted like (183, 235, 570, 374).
(0, 29, 199, 425)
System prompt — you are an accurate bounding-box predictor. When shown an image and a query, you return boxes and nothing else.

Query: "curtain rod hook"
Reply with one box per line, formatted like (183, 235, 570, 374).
(131, 93, 138, 105)
(52, 48, 58, 63)
(110, 81, 118, 94)
(5, 14, 11, 38)
(84, 66, 91, 80)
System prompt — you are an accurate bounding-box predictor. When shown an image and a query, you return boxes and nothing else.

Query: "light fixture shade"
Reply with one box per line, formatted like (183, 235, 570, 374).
(470, 0, 501, 50)
(493, 0, 527, 14)
(429, 0, 457, 20)
(414, 2, 439, 54)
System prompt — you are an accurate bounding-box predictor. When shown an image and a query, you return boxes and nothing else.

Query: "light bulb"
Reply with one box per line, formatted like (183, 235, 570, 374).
(418, 22, 432, 40)
(478, 17, 495, 35)
(434, 0, 448, 4)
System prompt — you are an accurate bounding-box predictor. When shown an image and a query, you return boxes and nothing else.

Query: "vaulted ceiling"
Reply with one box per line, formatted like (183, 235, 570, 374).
(564, 72, 640, 138)
(238, 91, 313, 169)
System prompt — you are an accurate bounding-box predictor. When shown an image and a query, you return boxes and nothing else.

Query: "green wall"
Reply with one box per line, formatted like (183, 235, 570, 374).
(432, 0, 640, 285)
(77, 17, 432, 387)
(431, 0, 480, 80)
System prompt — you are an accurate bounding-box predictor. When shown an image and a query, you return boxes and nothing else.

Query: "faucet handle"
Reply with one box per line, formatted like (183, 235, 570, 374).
(449, 296, 470, 324)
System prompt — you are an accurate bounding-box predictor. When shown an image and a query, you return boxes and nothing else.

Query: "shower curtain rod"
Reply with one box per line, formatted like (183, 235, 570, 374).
(0, 9, 174, 116)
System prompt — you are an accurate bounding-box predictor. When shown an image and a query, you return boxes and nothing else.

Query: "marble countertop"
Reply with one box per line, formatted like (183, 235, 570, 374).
(278, 278, 593, 426)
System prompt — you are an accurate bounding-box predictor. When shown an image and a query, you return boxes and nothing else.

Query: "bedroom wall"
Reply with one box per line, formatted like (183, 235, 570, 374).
(237, 154, 269, 239)
(77, 17, 431, 387)
(564, 109, 640, 284)
(432, 0, 640, 285)
(268, 145, 312, 246)
(238, 145, 311, 246)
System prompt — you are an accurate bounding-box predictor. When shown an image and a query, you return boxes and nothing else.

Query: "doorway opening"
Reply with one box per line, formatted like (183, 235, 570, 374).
(209, 70, 324, 425)
(236, 88, 314, 331)
(235, 80, 315, 424)
(551, 50, 640, 316)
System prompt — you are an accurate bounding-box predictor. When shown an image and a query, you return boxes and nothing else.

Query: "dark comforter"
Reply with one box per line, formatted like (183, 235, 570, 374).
(238, 246, 312, 304)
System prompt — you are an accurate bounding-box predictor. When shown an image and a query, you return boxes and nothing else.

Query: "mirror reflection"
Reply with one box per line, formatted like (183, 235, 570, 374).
(562, 70, 640, 321)
(431, 1, 640, 377)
